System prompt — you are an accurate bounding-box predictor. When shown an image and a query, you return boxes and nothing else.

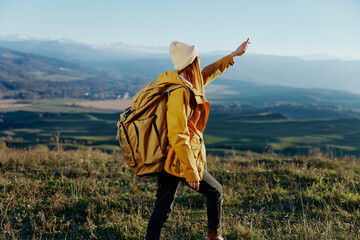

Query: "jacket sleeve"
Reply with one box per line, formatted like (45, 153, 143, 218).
(167, 88, 200, 182)
(202, 55, 235, 86)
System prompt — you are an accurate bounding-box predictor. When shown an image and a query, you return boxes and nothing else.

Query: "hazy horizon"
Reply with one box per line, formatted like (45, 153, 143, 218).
(1, 34, 360, 61)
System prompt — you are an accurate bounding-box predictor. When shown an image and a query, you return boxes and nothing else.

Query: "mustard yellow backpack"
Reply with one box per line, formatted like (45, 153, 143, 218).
(116, 82, 193, 178)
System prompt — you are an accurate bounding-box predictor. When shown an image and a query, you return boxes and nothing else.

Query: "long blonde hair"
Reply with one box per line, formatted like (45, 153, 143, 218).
(178, 56, 204, 96)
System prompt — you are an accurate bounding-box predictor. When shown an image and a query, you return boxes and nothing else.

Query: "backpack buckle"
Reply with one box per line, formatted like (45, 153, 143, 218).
(123, 107, 133, 119)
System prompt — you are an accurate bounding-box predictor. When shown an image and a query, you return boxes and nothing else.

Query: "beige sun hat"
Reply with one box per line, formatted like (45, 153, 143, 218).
(169, 41, 198, 71)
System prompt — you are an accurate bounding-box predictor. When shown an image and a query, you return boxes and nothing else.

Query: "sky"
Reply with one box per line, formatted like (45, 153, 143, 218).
(0, 0, 360, 58)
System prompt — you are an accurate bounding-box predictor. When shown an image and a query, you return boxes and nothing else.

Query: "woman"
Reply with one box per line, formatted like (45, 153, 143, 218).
(146, 38, 250, 240)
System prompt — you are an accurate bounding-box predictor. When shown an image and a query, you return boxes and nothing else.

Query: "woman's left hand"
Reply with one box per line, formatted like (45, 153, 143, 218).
(230, 38, 250, 57)
(188, 181, 200, 191)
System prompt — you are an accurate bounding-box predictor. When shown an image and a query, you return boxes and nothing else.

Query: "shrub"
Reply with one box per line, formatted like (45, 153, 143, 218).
(33, 144, 50, 152)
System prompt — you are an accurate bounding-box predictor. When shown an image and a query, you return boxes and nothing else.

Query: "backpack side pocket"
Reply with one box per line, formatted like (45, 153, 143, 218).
(117, 121, 136, 167)
(133, 114, 165, 165)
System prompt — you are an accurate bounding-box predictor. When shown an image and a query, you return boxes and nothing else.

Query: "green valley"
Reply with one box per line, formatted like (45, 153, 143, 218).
(1, 110, 359, 157)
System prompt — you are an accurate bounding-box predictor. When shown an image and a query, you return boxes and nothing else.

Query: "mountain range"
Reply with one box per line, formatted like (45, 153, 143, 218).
(1, 36, 360, 113)
(1, 37, 359, 94)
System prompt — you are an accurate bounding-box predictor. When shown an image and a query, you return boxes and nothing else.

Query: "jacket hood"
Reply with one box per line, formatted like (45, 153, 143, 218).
(157, 71, 185, 87)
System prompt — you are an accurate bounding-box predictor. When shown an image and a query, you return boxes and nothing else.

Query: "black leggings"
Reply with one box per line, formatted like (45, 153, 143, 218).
(146, 169, 222, 240)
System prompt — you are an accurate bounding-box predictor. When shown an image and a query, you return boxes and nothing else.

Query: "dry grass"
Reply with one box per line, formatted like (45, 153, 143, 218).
(0, 100, 32, 109)
(0, 148, 360, 239)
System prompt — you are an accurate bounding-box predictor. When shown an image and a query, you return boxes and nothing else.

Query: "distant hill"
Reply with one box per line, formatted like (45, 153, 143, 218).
(216, 54, 360, 95)
(0, 38, 168, 63)
(206, 79, 360, 110)
(0, 38, 107, 63)
(210, 103, 360, 120)
(0, 47, 139, 99)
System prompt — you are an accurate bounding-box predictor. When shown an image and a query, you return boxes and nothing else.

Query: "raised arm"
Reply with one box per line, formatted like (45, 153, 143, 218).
(202, 38, 250, 86)
(202, 55, 234, 86)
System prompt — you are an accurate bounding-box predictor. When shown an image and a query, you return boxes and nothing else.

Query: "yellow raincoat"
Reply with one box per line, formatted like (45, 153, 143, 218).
(157, 55, 234, 182)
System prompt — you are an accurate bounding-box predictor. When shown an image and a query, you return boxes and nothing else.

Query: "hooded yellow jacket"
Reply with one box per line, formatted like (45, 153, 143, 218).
(157, 55, 234, 182)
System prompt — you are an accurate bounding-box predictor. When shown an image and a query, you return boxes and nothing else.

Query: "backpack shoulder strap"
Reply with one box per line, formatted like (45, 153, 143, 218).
(166, 84, 188, 95)
(165, 84, 196, 121)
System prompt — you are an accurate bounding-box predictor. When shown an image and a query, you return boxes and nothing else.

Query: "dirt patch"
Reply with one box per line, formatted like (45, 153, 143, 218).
(66, 99, 132, 111)
(0, 100, 32, 109)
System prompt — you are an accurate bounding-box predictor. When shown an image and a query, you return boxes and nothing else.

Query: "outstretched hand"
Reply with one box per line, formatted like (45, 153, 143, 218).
(230, 38, 250, 57)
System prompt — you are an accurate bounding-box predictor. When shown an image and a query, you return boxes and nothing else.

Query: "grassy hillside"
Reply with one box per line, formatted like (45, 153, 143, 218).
(0, 148, 359, 239)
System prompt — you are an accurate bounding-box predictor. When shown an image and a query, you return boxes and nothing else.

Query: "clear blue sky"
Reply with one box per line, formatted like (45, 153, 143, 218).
(1, 0, 359, 58)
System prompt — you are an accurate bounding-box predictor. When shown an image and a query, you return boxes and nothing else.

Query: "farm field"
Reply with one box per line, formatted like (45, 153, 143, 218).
(65, 99, 132, 111)
(205, 112, 360, 156)
(1, 110, 360, 157)
(0, 148, 359, 239)
(0, 100, 32, 109)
